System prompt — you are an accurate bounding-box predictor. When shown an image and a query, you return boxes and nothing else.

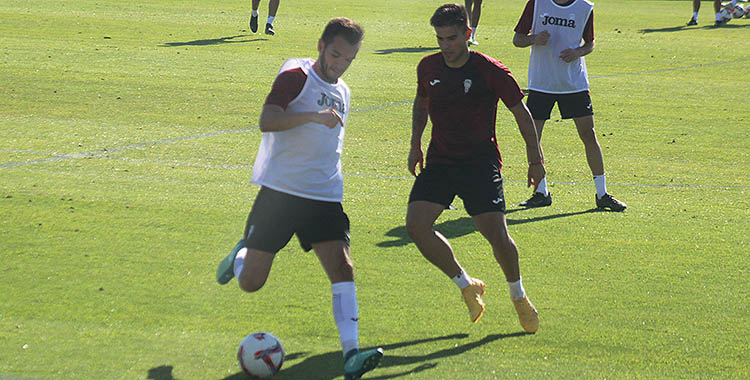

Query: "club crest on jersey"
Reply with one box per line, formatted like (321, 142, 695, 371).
(541, 13, 576, 28)
(317, 92, 346, 113)
(463, 79, 472, 94)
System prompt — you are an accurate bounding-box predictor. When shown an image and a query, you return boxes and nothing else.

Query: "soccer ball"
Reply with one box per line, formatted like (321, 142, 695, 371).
(718, 8, 732, 22)
(237, 332, 285, 378)
(731, 5, 745, 18)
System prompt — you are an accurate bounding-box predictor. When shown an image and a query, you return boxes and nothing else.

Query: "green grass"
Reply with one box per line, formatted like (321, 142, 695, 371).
(1, 0, 749, 379)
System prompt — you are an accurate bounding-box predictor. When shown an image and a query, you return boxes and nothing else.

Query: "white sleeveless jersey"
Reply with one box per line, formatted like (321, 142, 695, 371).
(528, 0, 593, 94)
(251, 58, 350, 202)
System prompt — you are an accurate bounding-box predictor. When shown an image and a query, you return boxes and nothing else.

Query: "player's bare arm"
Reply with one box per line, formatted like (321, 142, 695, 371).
(408, 94, 429, 176)
(509, 101, 546, 189)
(512, 30, 549, 48)
(258, 103, 342, 132)
(560, 39, 594, 63)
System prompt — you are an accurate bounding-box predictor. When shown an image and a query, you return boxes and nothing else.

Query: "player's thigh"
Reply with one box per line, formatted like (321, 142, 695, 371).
(296, 200, 350, 252)
(558, 90, 593, 119)
(526, 90, 557, 121)
(244, 187, 298, 253)
(457, 162, 506, 216)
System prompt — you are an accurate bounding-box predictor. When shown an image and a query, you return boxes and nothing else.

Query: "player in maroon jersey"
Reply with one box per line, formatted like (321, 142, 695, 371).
(405, 3, 543, 333)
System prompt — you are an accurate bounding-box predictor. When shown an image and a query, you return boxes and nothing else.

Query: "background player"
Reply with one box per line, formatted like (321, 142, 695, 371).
(512, 0, 627, 212)
(249, 0, 279, 35)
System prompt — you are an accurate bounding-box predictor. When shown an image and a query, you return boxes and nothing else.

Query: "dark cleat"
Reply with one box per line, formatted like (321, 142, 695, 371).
(596, 193, 627, 212)
(249, 14, 258, 33)
(519, 192, 552, 208)
(265, 23, 275, 35)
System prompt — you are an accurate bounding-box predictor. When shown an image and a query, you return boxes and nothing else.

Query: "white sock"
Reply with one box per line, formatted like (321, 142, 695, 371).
(730, 0, 737, 7)
(693, 11, 698, 20)
(233, 247, 247, 277)
(332, 281, 359, 358)
(716, 12, 722, 21)
(508, 278, 526, 300)
(470, 27, 477, 39)
(267, 16, 275, 25)
(536, 177, 549, 196)
(251, 9, 259, 17)
(594, 174, 607, 199)
(451, 269, 471, 289)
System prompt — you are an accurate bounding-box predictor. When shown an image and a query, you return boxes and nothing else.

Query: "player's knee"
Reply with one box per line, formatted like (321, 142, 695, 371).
(405, 218, 428, 240)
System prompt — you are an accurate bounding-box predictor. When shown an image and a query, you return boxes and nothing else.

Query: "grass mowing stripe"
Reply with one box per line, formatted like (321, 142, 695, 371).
(1, 56, 742, 170)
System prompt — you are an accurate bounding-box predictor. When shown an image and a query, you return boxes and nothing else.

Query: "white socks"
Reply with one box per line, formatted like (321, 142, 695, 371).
(251, 9, 259, 17)
(267, 16, 275, 25)
(332, 281, 359, 357)
(536, 177, 549, 196)
(233, 247, 247, 277)
(508, 278, 526, 300)
(594, 174, 607, 199)
(451, 269, 471, 289)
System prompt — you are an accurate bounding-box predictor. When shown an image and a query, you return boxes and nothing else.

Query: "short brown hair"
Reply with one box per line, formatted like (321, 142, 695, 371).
(430, 4, 469, 30)
(321, 17, 364, 46)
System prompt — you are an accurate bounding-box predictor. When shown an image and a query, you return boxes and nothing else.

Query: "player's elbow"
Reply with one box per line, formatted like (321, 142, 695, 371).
(512, 33, 526, 48)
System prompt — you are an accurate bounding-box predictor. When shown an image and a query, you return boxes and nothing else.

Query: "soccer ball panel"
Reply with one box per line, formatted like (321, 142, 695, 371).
(237, 332, 285, 378)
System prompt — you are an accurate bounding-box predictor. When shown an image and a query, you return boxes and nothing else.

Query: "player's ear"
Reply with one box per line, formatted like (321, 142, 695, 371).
(317, 38, 325, 55)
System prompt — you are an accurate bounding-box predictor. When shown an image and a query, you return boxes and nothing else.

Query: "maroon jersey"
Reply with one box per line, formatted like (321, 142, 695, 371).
(514, 0, 594, 42)
(417, 51, 524, 166)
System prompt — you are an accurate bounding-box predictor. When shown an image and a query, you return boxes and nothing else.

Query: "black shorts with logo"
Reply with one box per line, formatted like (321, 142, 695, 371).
(526, 90, 593, 120)
(408, 161, 506, 215)
(243, 186, 350, 253)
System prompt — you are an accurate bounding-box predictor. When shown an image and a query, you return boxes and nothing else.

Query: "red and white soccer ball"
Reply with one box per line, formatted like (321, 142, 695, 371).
(237, 332, 285, 378)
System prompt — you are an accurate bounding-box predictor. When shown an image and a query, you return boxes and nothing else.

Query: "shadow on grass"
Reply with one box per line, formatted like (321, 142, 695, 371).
(217, 332, 529, 379)
(378, 208, 598, 247)
(639, 22, 750, 33)
(147, 365, 179, 380)
(374, 47, 439, 55)
(159, 35, 268, 47)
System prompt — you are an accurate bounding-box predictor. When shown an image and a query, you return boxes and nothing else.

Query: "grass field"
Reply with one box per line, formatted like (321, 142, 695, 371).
(1, 0, 749, 379)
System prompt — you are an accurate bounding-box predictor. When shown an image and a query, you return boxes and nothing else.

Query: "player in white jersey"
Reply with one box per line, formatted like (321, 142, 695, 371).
(513, 0, 627, 212)
(216, 18, 383, 380)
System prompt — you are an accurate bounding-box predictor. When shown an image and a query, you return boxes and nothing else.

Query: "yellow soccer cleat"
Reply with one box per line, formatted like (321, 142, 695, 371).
(461, 279, 486, 323)
(513, 296, 540, 333)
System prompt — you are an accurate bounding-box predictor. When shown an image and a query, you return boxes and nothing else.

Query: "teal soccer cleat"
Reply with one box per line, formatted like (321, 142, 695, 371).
(216, 240, 244, 285)
(344, 348, 383, 380)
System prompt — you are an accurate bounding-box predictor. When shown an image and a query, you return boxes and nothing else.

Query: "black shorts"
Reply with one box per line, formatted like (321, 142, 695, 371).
(526, 90, 593, 120)
(243, 186, 350, 253)
(408, 161, 506, 215)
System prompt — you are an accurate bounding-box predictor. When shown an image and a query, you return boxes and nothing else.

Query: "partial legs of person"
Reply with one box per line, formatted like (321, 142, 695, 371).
(406, 201, 487, 323)
(312, 240, 383, 380)
(573, 115, 627, 211)
(472, 211, 539, 333)
(714, 0, 727, 26)
(249, 0, 279, 35)
(464, 0, 482, 45)
(688, 0, 700, 25)
(519, 118, 553, 208)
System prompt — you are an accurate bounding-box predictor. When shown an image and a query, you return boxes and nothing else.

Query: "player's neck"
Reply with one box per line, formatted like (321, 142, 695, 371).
(553, 0, 576, 6)
(444, 49, 471, 69)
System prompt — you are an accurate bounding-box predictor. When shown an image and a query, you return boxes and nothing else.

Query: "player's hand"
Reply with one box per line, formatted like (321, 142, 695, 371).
(408, 147, 424, 177)
(318, 104, 343, 129)
(527, 163, 546, 191)
(534, 30, 550, 46)
(559, 48, 580, 63)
